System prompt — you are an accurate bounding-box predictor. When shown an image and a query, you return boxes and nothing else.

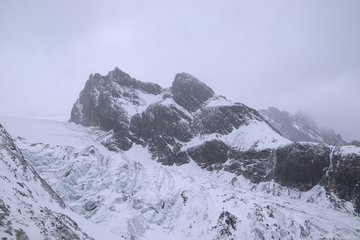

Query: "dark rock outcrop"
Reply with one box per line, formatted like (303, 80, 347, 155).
(171, 72, 215, 112)
(274, 143, 331, 191)
(271, 142, 360, 214)
(214, 211, 238, 239)
(193, 104, 263, 135)
(321, 147, 360, 213)
(226, 141, 360, 214)
(70, 67, 163, 151)
(225, 149, 276, 183)
(187, 140, 229, 167)
(129, 101, 192, 165)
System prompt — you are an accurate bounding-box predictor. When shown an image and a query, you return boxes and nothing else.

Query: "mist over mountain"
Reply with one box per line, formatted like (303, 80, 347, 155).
(1, 67, 360, 239)
(350, 140, 360, 147)
(259, 107, 348, 146)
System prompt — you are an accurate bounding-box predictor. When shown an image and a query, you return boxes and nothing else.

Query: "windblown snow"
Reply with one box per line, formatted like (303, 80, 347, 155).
(0, 115, 359, 240)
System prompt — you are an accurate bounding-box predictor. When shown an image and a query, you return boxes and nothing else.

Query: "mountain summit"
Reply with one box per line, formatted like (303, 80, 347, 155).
(70, 68, 288, 166)
(171, 72, 215, 112)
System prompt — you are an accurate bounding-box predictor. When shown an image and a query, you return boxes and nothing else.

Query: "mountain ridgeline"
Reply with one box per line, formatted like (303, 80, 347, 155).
(71, 67, 360, 214)
(259, 107, 348, 146)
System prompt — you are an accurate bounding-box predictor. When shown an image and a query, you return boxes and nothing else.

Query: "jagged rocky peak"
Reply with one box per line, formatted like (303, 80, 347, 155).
(110, 67, 163, 95)
(71, 68, 290, 166)
(70, 67, 163, 129)
(171, 72, 215, 112)
(70, 67, 166, 151)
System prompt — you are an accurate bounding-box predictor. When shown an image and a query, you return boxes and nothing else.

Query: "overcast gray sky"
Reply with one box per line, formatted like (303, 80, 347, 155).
(0, 0, 359, 142)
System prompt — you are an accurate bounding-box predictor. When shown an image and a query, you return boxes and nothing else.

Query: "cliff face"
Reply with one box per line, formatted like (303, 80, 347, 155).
(321, 146, 360, 213)
(275, 142, 331, 191)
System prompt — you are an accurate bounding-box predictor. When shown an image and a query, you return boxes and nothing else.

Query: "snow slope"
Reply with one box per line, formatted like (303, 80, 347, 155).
(1, 115, 359, 239)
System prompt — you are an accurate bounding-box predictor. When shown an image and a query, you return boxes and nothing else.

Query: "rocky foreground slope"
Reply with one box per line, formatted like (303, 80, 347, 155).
(0, 123, 96, 239)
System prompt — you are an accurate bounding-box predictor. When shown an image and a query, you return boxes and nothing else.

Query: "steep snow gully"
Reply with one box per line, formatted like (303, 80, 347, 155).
(1, 68, 360, 239)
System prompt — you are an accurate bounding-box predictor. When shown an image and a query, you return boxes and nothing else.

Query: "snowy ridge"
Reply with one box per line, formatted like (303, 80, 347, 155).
(204, 95, 237, 108)
(1, 116, 359, 239)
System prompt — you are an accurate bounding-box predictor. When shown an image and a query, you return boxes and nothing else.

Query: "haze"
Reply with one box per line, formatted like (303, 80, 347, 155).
(0, 0, 359, 142)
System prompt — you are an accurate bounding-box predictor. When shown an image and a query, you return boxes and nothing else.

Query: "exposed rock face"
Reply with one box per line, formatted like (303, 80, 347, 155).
(0, 124, 94, 239)
(321, 146, 360, 213)
(193, 105, 263, 135)
(71, 68, 284, 167)
(275, 142, 331, 191)
(171, 72, 215, 112)
(70, 67, 163, 151)
(272, 143, 360, 213)
(130, 101, 191, 165)
(187, 139, 229, 167)
(259, 107, 348, 146)
(225, 149, 276, 183)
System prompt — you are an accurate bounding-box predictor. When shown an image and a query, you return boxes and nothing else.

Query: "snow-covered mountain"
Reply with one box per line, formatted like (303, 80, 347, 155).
(1, 115, 360, 239)
(70, 68, 290, 167)
(1, 67, 360, 239)
(259, 107, 348, 146)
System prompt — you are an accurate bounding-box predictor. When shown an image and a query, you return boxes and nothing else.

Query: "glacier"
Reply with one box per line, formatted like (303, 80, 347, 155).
(1, 115, 359, 239)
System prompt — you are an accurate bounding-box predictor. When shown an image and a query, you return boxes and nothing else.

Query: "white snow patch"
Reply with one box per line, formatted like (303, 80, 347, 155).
(182, 120, 291, 151)
(338, 145, 360, 156)
(204, 95, 237, 107)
